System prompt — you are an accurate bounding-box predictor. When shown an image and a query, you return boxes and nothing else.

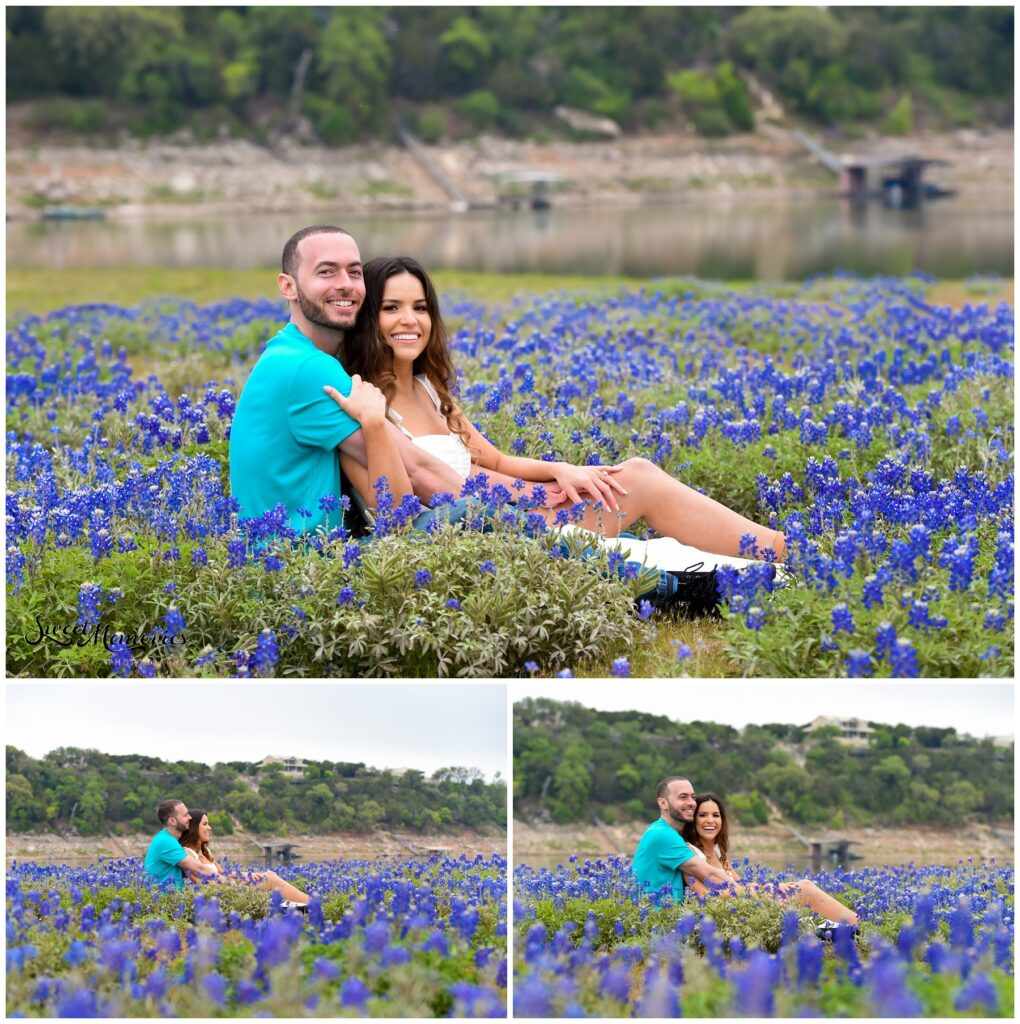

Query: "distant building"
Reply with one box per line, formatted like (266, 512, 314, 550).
(257, 755, 305, 778)
(805, 715, 874, 747)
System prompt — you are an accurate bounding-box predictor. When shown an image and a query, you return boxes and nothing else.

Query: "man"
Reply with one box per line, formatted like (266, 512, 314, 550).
(144, 799, 217, 889)
(229, 225, 464, 535)
(632, 776, 740, 902)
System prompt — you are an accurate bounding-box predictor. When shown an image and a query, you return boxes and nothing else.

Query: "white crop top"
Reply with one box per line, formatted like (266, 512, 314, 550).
(387, 375, 472, 481)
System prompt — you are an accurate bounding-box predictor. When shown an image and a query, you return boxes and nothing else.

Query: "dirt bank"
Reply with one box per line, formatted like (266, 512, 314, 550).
(514, 820, 1014, 867)
(6, 827, 505, 866)
(6, 111, 1012, 220)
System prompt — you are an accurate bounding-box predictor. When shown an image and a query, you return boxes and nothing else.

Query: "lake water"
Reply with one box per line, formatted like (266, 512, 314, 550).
(8, 196, 1013, 279)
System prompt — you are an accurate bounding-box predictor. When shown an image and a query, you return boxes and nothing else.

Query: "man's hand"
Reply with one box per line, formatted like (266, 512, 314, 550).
(679, 855, 743, 892)
(323, 377, 387, 429)
(551, 462, 627, 511)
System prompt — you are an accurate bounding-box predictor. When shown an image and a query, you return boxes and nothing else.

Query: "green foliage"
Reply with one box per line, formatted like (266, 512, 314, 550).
(728, 790, 769, 827)
(6, 7, 1012, 140)
(416, 107, 447, 144)
(513, 698, 1014, 827)
(457, 89, 501, 130)
(534, 894, 687, 951)
(302, 94, 358, 147)
(562, 67, 632, 123)
(25, 98, 107, 135)
(439, 15, 493, 92)
(716, 61, 754, 131)
(883, 93, 914, 135)
(665, 63, 753, 137)
(666, 69, 721, 106)
(6, 744, 506, 837)
(700, 892, 815, 953)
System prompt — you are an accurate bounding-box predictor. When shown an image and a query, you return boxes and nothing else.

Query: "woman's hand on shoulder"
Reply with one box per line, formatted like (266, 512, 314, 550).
(323, 376, 387, 429)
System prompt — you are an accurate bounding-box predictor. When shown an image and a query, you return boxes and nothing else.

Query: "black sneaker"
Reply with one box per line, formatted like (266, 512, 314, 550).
(664, 562, 722, 618)
(279, 900, 309, 914)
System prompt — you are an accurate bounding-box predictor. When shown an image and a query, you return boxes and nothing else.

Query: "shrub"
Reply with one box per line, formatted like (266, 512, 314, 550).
(883, 93, 914, 135)
(457, 89, 501, 130)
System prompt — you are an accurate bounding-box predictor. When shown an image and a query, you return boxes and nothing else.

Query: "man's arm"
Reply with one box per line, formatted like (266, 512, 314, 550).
(679, 856, 744, 891)
(334, 401, 464, 503)
(177, 855, 218, 878)
(326, 378, 416, 504)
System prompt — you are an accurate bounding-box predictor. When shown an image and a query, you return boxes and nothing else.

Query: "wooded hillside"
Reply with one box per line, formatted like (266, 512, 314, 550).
(513, 698, 1013, 828)
(6, 746, 506, 836)
(7, 7, 1012, 142)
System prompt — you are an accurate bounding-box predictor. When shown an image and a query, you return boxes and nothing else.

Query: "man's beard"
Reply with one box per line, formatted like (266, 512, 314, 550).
(667, 806, 690, 825)
(295, 285, 356, 331)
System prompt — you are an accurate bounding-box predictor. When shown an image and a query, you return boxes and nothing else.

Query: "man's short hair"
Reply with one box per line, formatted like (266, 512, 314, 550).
(281, 225, 351, 277)
(157, 799, 184, 826)
(656, 776, 690, 800)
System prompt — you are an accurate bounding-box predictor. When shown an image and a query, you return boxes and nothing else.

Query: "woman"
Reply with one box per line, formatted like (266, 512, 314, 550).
(681, 792, 858, 927)
(178, 810, 310, 906)
(326, 256, 787, 565)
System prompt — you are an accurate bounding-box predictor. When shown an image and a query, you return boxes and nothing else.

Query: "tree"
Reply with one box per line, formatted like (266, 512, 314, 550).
(7, 773, 41, 827)
(438, 15, 493, 92)
(314, 10, 392, 133)
(869, 754, 911, 809)
(551, 741, 592, 822)
(77, 778, 107, 836)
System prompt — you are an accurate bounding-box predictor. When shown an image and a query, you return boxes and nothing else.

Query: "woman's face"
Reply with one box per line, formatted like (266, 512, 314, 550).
(694, 801, 723, 846)
(198, 815, 212, 843)
(378, 272, 431, 365)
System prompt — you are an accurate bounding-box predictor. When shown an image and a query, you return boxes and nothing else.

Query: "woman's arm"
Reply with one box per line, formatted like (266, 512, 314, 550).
(456, 406, 627, 509)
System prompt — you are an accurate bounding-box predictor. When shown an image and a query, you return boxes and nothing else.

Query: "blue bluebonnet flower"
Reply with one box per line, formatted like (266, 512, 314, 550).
(251, 629, 279, 676)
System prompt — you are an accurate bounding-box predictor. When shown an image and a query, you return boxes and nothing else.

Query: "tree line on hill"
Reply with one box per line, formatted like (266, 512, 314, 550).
(7, 7, 1012, 144)
(513, 699, 1013, 829)
(6, 746, 506, 837)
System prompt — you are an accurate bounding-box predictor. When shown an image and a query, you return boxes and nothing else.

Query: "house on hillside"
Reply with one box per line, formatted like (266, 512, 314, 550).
(257, 755, 305, 779)
(805, 715, 874, 747)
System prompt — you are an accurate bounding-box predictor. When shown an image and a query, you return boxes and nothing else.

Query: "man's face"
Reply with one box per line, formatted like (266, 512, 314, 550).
(284, 232, 365, 332)
(659, 779, 696, 826)
(168, 803, 191, 834)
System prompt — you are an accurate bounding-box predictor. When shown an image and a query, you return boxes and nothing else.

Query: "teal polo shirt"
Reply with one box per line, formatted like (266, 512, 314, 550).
(631, 818, 695, 902)
(229, 322, 361, 535)
(144, 829, 187, 890)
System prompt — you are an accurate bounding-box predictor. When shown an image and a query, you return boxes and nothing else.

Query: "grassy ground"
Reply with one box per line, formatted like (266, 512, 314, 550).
(7, 267, 641, 314)
(8, 267, 1013, 315)
(7, 269, 1012, 678)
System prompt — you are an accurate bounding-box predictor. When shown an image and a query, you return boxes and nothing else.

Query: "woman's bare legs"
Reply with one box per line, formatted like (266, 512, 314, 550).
(542, 457, 786, 559)
(229, 868, 310, 903)
(779, 879, 858, 924)
(260, 869, 310, 904)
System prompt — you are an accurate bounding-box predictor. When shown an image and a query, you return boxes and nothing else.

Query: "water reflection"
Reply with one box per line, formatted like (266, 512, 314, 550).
(8, 197, 1013, 279)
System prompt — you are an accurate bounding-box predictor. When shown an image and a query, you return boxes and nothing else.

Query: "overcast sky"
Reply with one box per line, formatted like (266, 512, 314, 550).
(513, 681, 1013, 739)
(6, 683, 507, 778)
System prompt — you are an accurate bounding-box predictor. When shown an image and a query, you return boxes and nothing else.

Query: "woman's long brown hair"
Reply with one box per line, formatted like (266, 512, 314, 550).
(681, 792, 730, 866)
(178, 808, 216, 865)
(338, 255, 472, 452)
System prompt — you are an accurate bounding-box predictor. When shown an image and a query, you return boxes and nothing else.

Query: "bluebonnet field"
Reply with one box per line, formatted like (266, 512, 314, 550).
(6, 273, 1013, 677)
(6, 853, 506, 1017)
(513, 855, 1013, 1017)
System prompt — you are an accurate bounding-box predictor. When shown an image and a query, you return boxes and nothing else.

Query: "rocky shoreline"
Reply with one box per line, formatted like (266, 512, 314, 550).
(513, 820, 1014, 867)
(6, 125, 1012, 221)
(6, 827, 506, 865)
